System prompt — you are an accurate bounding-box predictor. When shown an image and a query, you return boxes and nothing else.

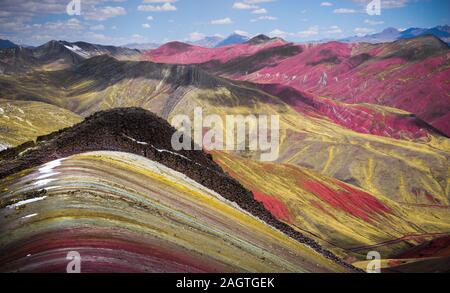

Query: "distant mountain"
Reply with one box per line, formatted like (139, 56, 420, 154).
(342, 25, 450, 43)
(400, 25, 450, 43)
(0, 39, 18, 49)
(189, 36, 224, 48)
(215, 33, 250, 47)
(123, 42, 160, 50)
(246, 34, 285, 45)
(0, 40, 141, 73)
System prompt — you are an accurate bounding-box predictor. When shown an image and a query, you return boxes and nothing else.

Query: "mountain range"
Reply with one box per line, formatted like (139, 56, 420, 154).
(122, 42, 160, 50)
(143, 34, 450, 137)
(122, 33, 250, 50)
(0, 29, 449, 273)
(342, 25, 450, 44)
(0, 40, 140, 73)
(215, 33, 250, 47)
(0, 39, 17, 49)
(189, 36, 224, 48)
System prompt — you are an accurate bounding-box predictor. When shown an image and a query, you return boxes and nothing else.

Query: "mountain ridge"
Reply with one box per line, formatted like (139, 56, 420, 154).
(342, 25, 450, 44)
(0, 107, 360, 272)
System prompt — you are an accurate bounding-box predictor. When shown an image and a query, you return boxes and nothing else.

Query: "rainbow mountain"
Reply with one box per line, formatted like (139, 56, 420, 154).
(0, 34, 449, 273)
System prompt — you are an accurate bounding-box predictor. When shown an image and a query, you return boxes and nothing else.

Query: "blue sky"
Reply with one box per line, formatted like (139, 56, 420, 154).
(0, 0, 449, 46)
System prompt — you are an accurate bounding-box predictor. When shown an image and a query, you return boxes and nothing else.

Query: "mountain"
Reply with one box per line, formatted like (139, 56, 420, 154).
(122, 42, 160, 50)
(0, 108, 356, 273)
(0, 40, 141, 73)
(246, 34, 285, 45)
(0, 39, 17, 49)
(1, 36, 449, 272)
(215, 33, 250, 47)
(342, 25, 450, 44)
(343, 27, 401, 43)
(189, 36, 224, 48)
(143, 36, 287, 65)
(144, 34, 450, 136)
(401, 25, 450, 43)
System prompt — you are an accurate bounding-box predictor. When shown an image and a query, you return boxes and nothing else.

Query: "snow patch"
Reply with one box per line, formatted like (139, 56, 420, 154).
(7, 196, 48, 209)
(64, 45, 90, 58)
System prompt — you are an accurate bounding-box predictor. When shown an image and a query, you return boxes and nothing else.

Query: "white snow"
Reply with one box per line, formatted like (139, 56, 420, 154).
(122, 134, 149, 145)
(21, 213, 38, 219)
(38, 158, 64, 174)
(64, 45, 90, 58)
(7, 196, 48, 209)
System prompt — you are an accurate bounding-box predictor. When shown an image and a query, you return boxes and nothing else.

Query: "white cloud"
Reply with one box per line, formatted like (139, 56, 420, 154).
(90, 24, 105, 31)
(352, 0, 410, 9)
(354, 27, 375, 36)
(251, 15, 277, 22)
(234, 30, 250, 36)
(333, 8, 357, 13)
(252, 8, 268, 14)
(326, 25, 342, 34)
(147, 16, 154, 20)
(297, 26, 320, 37)
(84, 6, 127, 21)
(210, 17, 233, 25)
(268, 29, 294, 38)
(138, 3, 177, 12)
(364, 19, 384, 25)
(269, 25, 321, 39)
(320, 2, 334, 6)
(233, 2, 258, 9)
(143, 0, 176, 3)
(189, 32, 205, 41)
(142, 23, 151, 29)
(245, 0, 276, 3)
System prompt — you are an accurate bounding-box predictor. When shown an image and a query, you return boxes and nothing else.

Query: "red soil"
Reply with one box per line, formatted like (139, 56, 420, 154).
(302, 180, 392, 222)
(260, 83, 432, 139)
(252, 190, 294, 224)
(143, 39, 287, 65)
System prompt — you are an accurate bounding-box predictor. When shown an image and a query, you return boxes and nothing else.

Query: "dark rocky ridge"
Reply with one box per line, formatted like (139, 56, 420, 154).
(0, 107, 361, 272)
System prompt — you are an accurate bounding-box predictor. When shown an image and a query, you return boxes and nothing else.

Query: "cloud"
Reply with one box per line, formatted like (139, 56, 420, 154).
(90, 24, 105, 31)
(297, 26, 320, 37)
(138, 3, 177, 12)
(320, 2, 334, 6)
(189, 32, 205, 42)
(354, 27, 375, 36)
(210, 17, 233, 25)
(84, 6, 126, 21)
(251, 15, 277, 22)
(364, 19, 384, 25)
(244, 0, 277, 3)
(252, 8, 268, 14)
(143, 0, 176, 3)
(147, 16, 154, 21)
(0, 0, 128, 30)
(142, 23, 151, 29)
(334, 8, 357, 13)
(351, 0, 411, 9)
(234, 30, 250, 36)
(233, 0, 276, 10)
(268, 29, 293, 38)
(233, 2, 258, 10)
(326, 25, 342, 34)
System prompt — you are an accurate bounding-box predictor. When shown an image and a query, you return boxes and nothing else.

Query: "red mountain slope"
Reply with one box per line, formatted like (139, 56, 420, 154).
(142, 36, 450, 137)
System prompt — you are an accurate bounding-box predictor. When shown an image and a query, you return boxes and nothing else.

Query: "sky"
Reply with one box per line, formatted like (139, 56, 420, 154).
(0, 0, 449, 46)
